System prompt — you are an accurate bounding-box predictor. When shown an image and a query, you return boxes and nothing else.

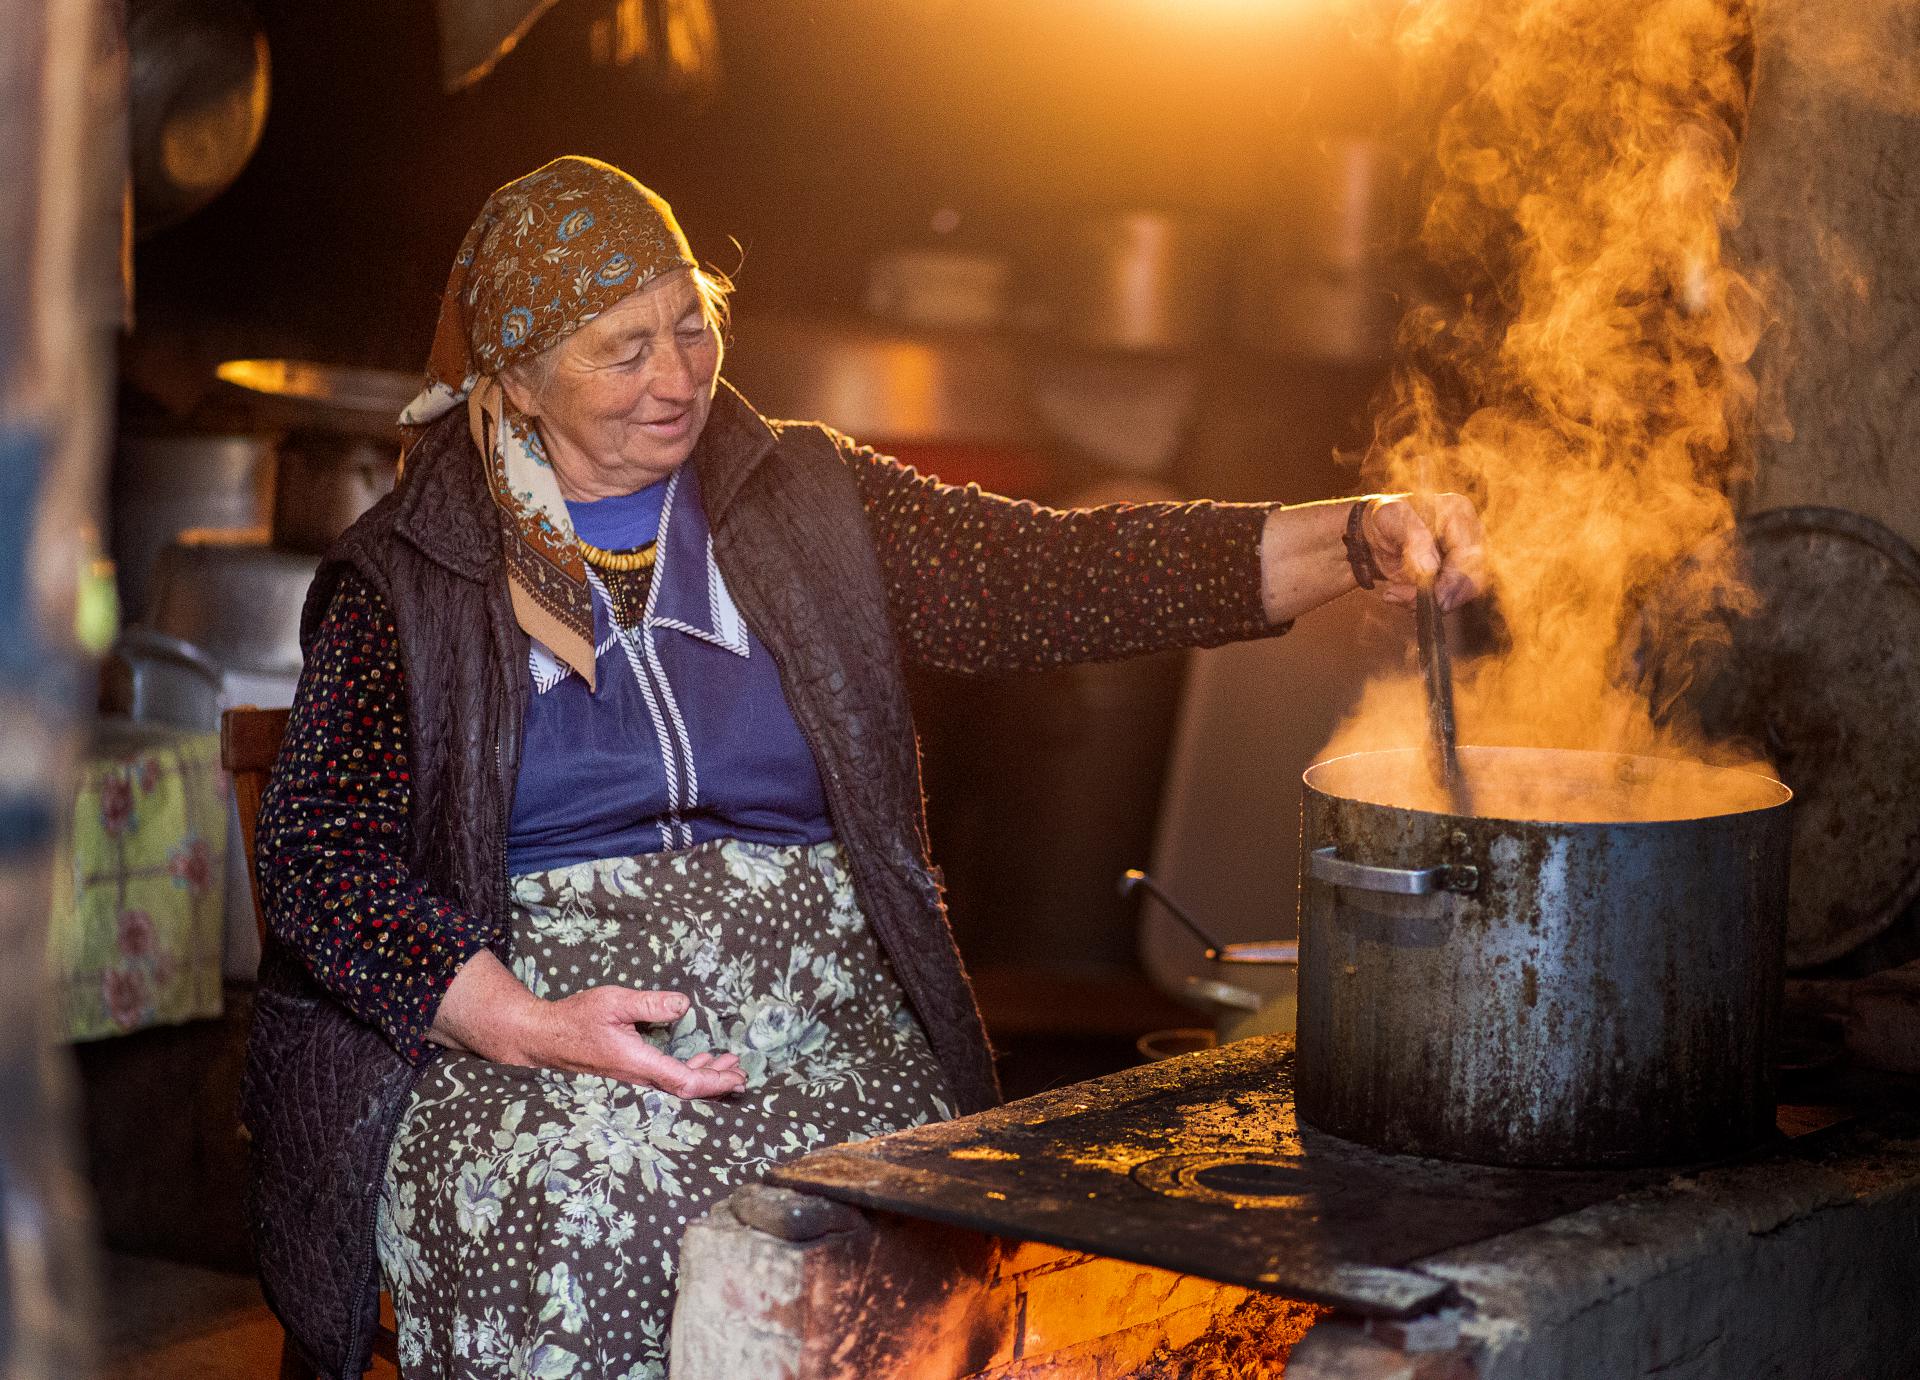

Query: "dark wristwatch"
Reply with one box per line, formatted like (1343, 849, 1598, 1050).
(1344, 498, 1384, 590)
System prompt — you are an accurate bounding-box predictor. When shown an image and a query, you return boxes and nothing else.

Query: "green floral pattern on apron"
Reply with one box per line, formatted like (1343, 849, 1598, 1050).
(377, 839, 953, 1379)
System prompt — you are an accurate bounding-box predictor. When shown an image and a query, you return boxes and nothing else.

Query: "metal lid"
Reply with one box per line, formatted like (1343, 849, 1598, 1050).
(1681, 507, 1920, 968)
(213, 359, 417, 440)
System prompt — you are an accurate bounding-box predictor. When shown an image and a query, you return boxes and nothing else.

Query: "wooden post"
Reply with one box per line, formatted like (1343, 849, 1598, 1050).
(0, 0, 124, 1374)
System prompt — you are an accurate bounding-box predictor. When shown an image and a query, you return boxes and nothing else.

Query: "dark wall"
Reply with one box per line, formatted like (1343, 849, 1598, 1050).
(131, 0, 1369, 371)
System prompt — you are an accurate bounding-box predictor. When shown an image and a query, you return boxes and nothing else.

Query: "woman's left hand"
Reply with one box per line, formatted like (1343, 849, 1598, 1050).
(1362, 494, 1489, 612)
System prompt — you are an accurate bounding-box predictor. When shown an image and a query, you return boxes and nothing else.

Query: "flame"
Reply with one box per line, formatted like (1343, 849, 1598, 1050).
(1323, 0, 1781, 815)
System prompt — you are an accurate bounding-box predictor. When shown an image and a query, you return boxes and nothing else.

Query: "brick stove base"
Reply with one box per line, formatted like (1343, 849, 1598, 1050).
(671, 1184, 1322, 1377)
(671, 1114, 1920, 1378)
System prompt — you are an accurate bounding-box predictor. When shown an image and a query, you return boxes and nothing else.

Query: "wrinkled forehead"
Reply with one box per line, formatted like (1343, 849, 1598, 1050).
(562, 271, 707, 352)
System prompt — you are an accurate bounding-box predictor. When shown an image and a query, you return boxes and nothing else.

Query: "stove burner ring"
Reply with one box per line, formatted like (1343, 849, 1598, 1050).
(1131, 1151, 1312, 1210)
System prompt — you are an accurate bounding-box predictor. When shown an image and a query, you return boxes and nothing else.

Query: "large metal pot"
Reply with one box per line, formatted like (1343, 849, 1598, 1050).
(109, 429, 273, 620)
(1297, 745, 1791, 1168)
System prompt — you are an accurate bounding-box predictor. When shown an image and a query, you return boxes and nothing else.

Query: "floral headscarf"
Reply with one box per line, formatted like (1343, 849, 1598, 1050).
(400, 155, 699, 688)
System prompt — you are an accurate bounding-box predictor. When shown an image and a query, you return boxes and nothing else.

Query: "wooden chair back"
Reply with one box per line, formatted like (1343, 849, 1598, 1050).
(220, 705, 291, 946)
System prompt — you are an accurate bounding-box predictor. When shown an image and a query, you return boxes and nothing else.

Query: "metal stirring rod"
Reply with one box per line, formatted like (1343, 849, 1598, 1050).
(1415, 578, 1467, 806)
(1408, 475, 1470, 808)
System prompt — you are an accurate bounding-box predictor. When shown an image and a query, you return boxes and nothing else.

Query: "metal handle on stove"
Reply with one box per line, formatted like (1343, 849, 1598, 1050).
(1119, 869, 1299, 966)
(1309, 846, 1478, 896)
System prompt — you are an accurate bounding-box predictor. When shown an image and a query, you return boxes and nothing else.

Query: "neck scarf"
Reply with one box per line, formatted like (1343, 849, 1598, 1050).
(400, 155, 699, 688)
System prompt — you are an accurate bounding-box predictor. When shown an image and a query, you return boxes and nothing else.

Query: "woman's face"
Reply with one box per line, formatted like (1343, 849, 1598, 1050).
(507, 269, 722, 500)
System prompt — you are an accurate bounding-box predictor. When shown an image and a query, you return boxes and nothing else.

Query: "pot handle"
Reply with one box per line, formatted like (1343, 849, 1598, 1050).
(1309, 846, 1478, 896)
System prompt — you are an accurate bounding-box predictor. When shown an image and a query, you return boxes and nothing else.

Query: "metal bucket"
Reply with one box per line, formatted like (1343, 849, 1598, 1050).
(1297, 745, 1792, 1167)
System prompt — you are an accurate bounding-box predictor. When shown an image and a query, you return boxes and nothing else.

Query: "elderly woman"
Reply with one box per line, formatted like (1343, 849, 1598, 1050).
(243, 155, 1485, 1380)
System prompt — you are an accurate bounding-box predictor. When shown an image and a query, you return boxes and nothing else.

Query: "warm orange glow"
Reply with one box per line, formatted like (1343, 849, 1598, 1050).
(1117, 0, 1334, 26)
(1326, 0, 1774, 813)
(590, 0, 719, 89)
(161, 34, 270, 194)
(215, 357, 307, 397)
(1142, 0, 1320, 10)
(214, 358, 416, 416)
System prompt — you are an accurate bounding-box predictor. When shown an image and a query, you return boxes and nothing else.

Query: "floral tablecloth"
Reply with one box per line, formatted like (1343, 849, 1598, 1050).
(48, 724, 228, 1041)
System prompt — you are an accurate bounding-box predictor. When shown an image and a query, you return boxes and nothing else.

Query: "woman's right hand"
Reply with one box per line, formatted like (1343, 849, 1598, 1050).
(519, 985, 746, 1097)
(429, 950, 745, 1098)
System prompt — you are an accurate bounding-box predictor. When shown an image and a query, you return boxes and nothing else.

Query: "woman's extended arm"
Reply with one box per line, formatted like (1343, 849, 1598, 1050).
(258, 574, 742, 1096)
(843, 441, 1485, 675)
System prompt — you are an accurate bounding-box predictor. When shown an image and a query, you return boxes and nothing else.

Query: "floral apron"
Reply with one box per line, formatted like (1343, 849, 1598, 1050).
(376, 838, 954, 1379)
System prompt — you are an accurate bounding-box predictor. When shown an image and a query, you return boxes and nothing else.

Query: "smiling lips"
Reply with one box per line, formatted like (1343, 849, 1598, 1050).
(639, 409, 693, 438)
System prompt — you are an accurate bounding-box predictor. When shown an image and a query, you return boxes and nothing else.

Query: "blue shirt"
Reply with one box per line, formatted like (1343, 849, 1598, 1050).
(505, 464, 834, 873)
(564, 475, 669, 554)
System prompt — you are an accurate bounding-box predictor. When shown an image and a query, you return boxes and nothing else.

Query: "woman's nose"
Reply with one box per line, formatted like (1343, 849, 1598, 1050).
(651, 341, 700, 401)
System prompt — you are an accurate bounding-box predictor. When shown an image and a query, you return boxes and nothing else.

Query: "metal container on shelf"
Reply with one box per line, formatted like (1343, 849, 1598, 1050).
(144, 528, 315, 676)
(269, 427, 396, 554)
(109, 429, 273, 620)
(1233, 136, 1408, 362)
(1047, 211, 1228, 353)
(864, 249, 1011, 332)
(723, 313, 1039, 446)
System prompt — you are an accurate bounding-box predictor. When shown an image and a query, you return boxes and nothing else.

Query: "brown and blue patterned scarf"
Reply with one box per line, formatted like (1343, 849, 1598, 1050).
(400, 155, 698, 688)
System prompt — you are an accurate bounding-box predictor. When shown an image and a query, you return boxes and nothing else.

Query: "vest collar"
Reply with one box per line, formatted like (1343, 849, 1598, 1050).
(692, 378, 779, 526)
(393, 407, 500, 582)
(393, 375, 777, 582)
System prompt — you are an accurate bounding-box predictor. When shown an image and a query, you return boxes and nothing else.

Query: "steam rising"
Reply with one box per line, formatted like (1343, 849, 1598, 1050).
(1326, 0, 1780, 811)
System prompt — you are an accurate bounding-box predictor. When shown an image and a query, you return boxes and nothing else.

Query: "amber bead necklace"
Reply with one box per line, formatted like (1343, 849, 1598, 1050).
(576, 537, 659, 573)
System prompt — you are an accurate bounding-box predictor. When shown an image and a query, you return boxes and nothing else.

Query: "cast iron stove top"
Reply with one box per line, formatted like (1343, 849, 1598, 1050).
(770, 1035, 1831, 1318)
